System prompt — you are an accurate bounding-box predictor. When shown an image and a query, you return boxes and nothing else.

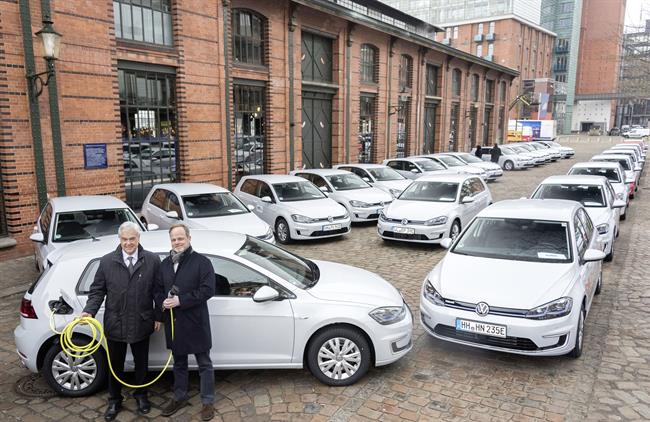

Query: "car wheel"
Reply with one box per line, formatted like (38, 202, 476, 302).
(306, 326, 371, 386)
(605, 242, 614, 262)
(449, 220, 461, 241)
(275, 218, 291, 244)
(504, 160, 514, 171)
(569, 305, 585, 358)
(620, 209, 626, 221)
(42, 340, 107, 397)
(595, 270, 603, 295)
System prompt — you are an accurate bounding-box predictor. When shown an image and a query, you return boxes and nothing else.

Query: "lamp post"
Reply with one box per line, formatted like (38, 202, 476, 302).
(28, 17, 61, 96)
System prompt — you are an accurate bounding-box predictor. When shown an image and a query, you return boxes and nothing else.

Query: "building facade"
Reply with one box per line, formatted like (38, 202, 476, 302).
(0, 0, 517, 259)
(616, 20, 650, 127)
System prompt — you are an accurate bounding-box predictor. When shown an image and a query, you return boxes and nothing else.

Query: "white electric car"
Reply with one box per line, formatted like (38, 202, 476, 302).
(378, 174, 492, 244)
(15, 231, 413, 396)
(530, 175, 625, 262)
(473, 145, 535, 170)
(140, 183, 275, 243)
(412, 154, 489, 180)
(382, 157, 454, 180)
(290, 169, 393, 222)
(438, 152, 503, 181)
(591, 154, 638, 199)
(567, 162, 629, 220)
(234, 175, 351, 244)
(333, 163, 412, 198)
(420, 199, 606, 357)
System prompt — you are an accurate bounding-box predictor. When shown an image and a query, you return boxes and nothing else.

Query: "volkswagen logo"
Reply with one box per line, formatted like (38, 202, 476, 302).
(475, 302, 490, 316)
(327, 216, 334, 222)
(401, 218, 408, 225)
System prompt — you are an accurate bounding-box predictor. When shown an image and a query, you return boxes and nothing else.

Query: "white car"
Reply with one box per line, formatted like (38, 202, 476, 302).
(528, 142, 561, 161)
(140, 183, 275, 243)
(382, 157, 454, 180)
(602, 148, 643, 174)
(290, 169, 393, 222)
(413, 154, 489, 180)
(420, 199, 606, 357)
(378, 174, 492, 244)
(15, 231, 413, 396)
(29, 196, 151, 272)
(473, 145, 535, 170)
(512, 143, 552, 163)
(624, 127, 649, 138)
(439, 152, 503, 181)
(538, 141, 575, 158)
(234, 175, 351, 244)
(507, 144, 547, 166)
(567, 162, 629, 220)
(333, 163, 413, 198)
(591, 154, 638, 198)
(611, 144, 645, 165)
(530, 175, 625, 262)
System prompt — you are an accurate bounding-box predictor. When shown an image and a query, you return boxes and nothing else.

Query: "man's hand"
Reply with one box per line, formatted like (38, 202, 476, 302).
(154, 321, 162, 332)
(163, 295, 180, 309)
(78, 312, 93, 325)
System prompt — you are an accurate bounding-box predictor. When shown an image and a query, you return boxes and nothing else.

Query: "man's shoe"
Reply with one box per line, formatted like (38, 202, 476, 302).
(201, 404, 215, 421)
(104, 402, 122, 421)
(135, 396, 151, 415)
(161, 399, 189, 417)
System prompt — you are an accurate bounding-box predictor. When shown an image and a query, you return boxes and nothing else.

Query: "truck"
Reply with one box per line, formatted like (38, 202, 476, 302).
(507, 120, 557, 142)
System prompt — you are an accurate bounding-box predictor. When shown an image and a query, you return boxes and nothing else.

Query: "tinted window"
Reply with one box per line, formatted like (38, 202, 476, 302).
(573, 214, 589, 258)
(240, 179, 258, 195)
(258, 182, 274, 200)
(399, 181, 458, 202)
(53, 208, 142, 242)
(77, 259, 101, 294)
(457, 153, 483, 163)
(326, 174, 369, 191)
(272, 181, 326, 202)
(310, 175, 330, 191)
(415, 160, 446, 171)
(209, 256, 270, 297)
(569, 167, 621, 183)
(182, 193, 249, 218)
(532, 184, 605, 207)
(40, 203, 53, 242)
(150, 189, 167, 209)
(367, 167, 405, 181)
(435, 155, 464, 167)
(167, 192, 182, 215)
(386, 160, 403, 171)
(470, 178, 485, 194)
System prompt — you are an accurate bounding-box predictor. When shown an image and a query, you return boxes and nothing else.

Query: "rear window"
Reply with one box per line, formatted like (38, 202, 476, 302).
(532, 184, 606, 207)
(569, 167, 620, 183)
(53, 208, 142, 242)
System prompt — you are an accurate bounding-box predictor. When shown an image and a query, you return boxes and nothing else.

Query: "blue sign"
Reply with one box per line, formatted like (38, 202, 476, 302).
(83, 143, 108, 169)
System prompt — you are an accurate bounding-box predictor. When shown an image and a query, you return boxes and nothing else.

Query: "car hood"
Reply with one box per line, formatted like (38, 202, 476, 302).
(332, 187, 394, 203)
(375, 179, 413, 192)
(467, 162, 501, 171)
(433, 253, 574, 309)
(385, 200, 456, 221)
(281, 198, 347, 218)
(187, 212, 269, 236)
(308, 260, 403, 307)
(456, 165, 485, 175)
(584, 206, 610, 226)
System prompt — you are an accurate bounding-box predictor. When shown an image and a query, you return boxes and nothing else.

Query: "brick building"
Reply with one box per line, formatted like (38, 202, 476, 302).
(0, 0, 517, 260)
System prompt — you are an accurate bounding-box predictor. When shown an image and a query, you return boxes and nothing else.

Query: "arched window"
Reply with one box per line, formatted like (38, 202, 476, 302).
(399, 54, 413, 90)
(360, 44, 379, 83)
(232, 9, 265, 66)
(452, 69, 462, 97)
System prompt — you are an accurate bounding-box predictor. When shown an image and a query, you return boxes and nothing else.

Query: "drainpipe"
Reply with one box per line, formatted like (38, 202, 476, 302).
(288, 4, 297, 170)
(19, 0, 48, 209)
(222, 0, 233, 187)
(385, 36, 396, 159)
(345, 23, 354, 163)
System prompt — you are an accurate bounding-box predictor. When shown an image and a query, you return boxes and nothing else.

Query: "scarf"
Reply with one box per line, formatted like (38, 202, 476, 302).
(170, 245, 192, 265)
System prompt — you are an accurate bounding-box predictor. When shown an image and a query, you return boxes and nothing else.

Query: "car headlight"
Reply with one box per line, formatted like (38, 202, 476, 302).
(423, 280, 445, 306)
(616, 192, 625, 200)
(424, 216, 448, 226)
(369, 305, 406, 325)
(291, 214, 314, 223)
(264, 227, 274, 239)
(349, 200, 372, 208)
(596, 223, 609, 235)
(343, 210, 350, 219)
(379, 210, 388, 222)
(389, 188, 402, 198)
(525, 297, 572, 320)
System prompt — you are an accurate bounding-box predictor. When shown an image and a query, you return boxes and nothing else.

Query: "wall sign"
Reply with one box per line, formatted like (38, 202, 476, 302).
(83, 143, 108, 169)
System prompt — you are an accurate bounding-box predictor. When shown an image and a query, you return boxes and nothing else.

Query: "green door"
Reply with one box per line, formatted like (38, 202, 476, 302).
(302, 91, 332, 169)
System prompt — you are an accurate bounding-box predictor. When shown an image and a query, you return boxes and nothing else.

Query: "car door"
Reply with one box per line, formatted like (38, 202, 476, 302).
(143, 188, 169, 227)
(256, 182, 277, 223)
(458, 180, 477, 226)
(206, 256, 295, 365)
(235, 178, 260, 215)
(157, 191, 183, 226)
(603, 181, 619, 225)
(34, 202, 53, 269)
(574, 211, 598, 305)
(471, 178, 491, 210)
(386, 160, 410, 179)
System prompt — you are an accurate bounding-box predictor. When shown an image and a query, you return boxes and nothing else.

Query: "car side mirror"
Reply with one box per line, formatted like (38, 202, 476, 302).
(29, 232, 45, 243)
(253, 285, 280, 303)
(147, 223, 159, 231)
(318, 186, 330, 193)
(165, 210, 180, 219)
(626, 177, 635, 184)
(362, 177, 371, 182)
(247, 204, 255, 211)
(261, 196, 273, 203)
(583, 248, 606, 263)
(440, 238, 453, 249)
(612, 199, 626, 209)
(635, 165, 642, 171)
(411, 168, 420, 173)
(461, 196, 475, 204)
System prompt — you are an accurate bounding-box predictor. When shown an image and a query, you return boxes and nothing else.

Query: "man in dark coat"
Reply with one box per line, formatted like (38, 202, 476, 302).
(155, 224, 216, 421)
(491, 142, 502, 163)
(474, 143, 483, 158)
(82, 221, 162, 421)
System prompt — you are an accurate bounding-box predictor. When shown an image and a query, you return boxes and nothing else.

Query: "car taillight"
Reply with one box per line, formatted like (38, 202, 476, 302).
(20, 298, 37, 319)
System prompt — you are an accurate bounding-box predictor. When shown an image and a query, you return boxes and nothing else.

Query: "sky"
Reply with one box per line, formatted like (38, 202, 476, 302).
(625, 0, 649, 31)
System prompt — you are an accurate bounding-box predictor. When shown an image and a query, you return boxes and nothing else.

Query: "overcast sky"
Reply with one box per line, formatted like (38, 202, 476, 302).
(625, 0, 649, 31)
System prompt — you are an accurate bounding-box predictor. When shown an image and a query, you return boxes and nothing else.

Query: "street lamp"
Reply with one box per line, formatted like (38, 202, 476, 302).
(28, 17, 62, 97)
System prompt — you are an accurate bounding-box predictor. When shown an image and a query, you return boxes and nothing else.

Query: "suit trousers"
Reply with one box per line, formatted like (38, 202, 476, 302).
(106, 337, 150, 403)
(172, 351, 215, 404)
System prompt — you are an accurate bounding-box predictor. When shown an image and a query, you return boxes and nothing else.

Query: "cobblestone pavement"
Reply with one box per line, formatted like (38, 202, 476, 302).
(1, 135, 648, 421)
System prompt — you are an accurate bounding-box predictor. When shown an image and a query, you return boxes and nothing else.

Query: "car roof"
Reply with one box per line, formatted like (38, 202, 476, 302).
(292, 168, 350, 176)
(240, 174, 306, 183)
(415, 173, 475, 183)
(592, 154, 631, 162)
(539, 175, 609, 185)
(50, 195, 130, 213)
(571, 161, 621, 169)
(151, 183, 230, 195)
(478, 199, 580, 221)
(51, 230, 247, 262)
(335, 163, 388, 169)
(385, 157, 430, 163)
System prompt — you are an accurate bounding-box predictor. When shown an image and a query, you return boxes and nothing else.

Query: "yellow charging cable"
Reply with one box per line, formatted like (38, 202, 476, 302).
(49, 309, 174, 389)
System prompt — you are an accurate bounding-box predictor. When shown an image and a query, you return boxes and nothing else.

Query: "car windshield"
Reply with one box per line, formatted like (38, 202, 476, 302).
(456, 153, 483, 163)
(272, 181, 326, 202)
(605, 151, 636, 163)
(182, 192, 249, 218)
(434, 155, 464, 167)
(452, 217, 572, 263)
(326, 173, 370, 191)
(235, 236, 318, 288)
(532, 184, 606, 207)
(518, 144, 534, 151)
(595, 158, 631, 171)
(510, 146, 527, 153)
(53, 208, 142, 242)
(367, 167, 405, 181)
(399, 181, 458, 202)
(569, 168, 621, 183)
(416, 159, 447, 171)
(500, 147, 516, 155)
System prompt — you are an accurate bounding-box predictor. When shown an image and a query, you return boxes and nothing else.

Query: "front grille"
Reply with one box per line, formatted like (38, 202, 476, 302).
(383, 230, 429, 241)
(310, 227, 349, 237)
(432, 324, 565, 351)
(311, 214, 347, 223)
(383, 217, 426, 225)
(441, 299, 528, 318)
(365, 213, 379, 219)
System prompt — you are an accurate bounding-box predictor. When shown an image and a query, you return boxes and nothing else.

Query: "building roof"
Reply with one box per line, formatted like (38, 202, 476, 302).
(439, 14, 557, 37)
(478, 199, 580, 221)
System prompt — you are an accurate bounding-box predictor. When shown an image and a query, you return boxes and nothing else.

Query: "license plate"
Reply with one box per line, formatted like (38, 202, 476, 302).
(455, 319, 506, 338)
(322, 223, 342, 231)
(394, 226, 415, 234)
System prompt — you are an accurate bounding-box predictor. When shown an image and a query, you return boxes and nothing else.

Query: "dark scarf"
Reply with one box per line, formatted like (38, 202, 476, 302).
(170, 245, 193, 265)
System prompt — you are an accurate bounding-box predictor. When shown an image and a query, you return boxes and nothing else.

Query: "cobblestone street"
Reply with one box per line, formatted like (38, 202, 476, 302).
(1, 136, 648, 421)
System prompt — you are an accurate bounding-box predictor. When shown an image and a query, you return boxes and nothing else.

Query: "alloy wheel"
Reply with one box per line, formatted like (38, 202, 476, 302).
(450, 221, 461, 241)
(51, 351, 97, 391)
(276, 220, 289, 243)
(317, 337, 361, 380)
